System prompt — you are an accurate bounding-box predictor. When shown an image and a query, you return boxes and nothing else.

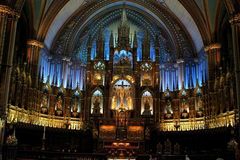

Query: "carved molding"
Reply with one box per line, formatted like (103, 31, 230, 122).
(27, 40, 44, 49)
(204, 43, 221, 52)
(229, 13, 240, 25)
(0, 5, 20, 18)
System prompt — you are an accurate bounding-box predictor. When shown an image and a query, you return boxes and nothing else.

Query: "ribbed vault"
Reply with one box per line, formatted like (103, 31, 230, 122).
(49, 0, 199, 64)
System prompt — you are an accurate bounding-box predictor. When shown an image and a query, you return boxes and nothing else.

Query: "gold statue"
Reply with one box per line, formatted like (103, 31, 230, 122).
(56, 99, 62, 110)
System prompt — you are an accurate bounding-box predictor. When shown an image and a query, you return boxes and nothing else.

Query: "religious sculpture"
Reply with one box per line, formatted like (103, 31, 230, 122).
(40, 94, 48, 114)
(92, 96, 101, 114)
(165, 99, 173, 118)
(142, 97, 152, 116)
(55, 97, 63, 116)
(72, 100, 79, 117)
(112, 81, 133, 111)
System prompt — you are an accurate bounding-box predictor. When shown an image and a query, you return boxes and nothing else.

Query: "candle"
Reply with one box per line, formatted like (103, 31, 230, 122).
(43, 126, 46, 139)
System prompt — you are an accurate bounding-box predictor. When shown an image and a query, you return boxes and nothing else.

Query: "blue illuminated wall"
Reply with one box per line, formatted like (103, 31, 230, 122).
(159, 52, 208, 92)
(39, 49, 86, 90)
(39, 13, 208, 93)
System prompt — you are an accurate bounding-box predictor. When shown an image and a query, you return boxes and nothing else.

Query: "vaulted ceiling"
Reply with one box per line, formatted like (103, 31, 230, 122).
(19, 0, 239, 53)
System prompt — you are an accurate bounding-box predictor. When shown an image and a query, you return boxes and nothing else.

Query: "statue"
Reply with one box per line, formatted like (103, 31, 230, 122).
(92, 96, 101, 114)
(41, 94, 48, 113)
(55, 97, 63, 116)
(72, 100, 78, 117)
(142, 97, 152, 116)
(165, 99, 173, 118)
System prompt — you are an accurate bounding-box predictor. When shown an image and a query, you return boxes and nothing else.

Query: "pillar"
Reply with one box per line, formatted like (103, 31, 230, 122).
(229, 13, 240, 126)
(204, 43, 221, 127)
(0, 4, 21, 156)
(204, 43, 221, 91)
(26, 40, 44, 88)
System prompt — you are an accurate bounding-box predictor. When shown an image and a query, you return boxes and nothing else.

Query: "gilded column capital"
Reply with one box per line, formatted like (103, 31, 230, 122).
(229, 13, 240, 25)
(27, 39, 44, 49)
(204, 43, 221, 52)
(0, 5, 20, 18)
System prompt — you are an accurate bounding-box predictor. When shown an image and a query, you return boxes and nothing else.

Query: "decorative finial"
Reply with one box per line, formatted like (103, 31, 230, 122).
(133, 31, 138, 48)
(121, 3, 128, 26)
(110, 31, 114, 47)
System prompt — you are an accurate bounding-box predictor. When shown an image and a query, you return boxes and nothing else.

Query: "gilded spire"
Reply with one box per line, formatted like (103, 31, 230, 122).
(121, 6, 128, 27)
(110, 31, 114, 48)
(133, 31, 138, 48)
(118, 4, 130, 50)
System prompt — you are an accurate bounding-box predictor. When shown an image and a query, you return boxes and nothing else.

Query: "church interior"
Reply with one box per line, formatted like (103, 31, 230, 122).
(0, 0, 240, 159)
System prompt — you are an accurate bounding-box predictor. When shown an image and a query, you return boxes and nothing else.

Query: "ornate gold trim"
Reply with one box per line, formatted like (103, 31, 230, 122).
(229, 13, 240, 25)
(27, 40, 44, 48)
(204, 43, 221, 52)
(7, 105, 83, 130)
(0, 5, 20, 18)
(160, 111, 235, 131)
(7, 105, 236, 132)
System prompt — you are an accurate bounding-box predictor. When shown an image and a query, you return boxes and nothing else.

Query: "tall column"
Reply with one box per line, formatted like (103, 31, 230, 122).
(204, 43, 221, 127)
(0, 4, 21, 154)
(26, 40, 44, 88)
(204, 43, 221, 91)
(0, 5, 20, 118)
(229, 13, 240, 125)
